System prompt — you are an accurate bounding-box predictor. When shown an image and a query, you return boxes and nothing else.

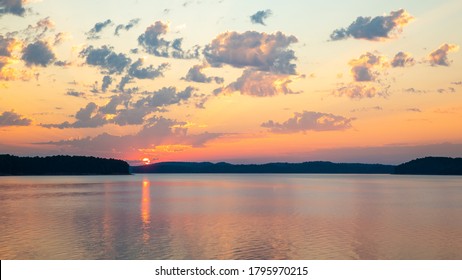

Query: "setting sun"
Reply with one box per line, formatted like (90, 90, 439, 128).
(142, 158, 150, 165)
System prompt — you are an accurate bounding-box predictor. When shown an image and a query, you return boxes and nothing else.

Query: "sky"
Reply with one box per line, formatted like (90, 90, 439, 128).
(1, 0, 462, 165)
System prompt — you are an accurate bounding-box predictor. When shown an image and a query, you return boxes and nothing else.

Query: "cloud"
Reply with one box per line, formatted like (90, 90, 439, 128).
(42, 102, 107, 129)
(66, 90, 86, 98)
(101, 75, 113, 92)
(406, 108, 421, 112)
(391, 51, 415, 67)
(428, 43, 459, 66)
(334, 83, 388, 99)
(404, 87, 428, 94)
(348, 52, 388, 82)
(203, 31, 298, 74)
(115, 18, 140, 36)
(21, 40, 56, 67)
(0, 0, 27, 16)
(262, 111, 354, 133)
(183, 64, 224, 84)
(128, 58, 169, 79)
(80, 45, 131, 74)
(53, 32, 71, 46)
(330, 9, 413, 41)
(0, 110, 32, 126)
(215, 69, 300, 97)
(86, 19, 113, 40)
(39, 116, 223, 158)
(350, 106, 383, 113)
(250, 9, 272, 25)
(138, 21, 200, 59)
(437, 87, 456, 94)
(0, 35, 25, 80)
(42, 86, 195, 129)
(135, 86, 194, 109)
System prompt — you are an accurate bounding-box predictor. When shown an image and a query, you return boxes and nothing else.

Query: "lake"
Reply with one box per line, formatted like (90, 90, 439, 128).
(0, 174, 461, 259)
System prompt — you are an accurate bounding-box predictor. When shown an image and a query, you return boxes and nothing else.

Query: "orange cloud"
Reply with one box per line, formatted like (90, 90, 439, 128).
(215, 69, 300, 97)
(348, 52, 388, 82)
(428, 43, 459, 66)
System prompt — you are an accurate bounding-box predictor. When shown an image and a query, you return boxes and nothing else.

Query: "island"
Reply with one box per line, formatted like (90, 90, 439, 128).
(0, 155, 130, 175)
(394, 157, 462, 175)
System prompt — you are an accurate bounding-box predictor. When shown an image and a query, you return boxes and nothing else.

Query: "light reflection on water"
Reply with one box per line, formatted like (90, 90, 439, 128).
(0, 174, 461, 259)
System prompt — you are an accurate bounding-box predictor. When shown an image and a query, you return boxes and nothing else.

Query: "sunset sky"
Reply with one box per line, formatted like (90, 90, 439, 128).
(1, 0, 462, 165)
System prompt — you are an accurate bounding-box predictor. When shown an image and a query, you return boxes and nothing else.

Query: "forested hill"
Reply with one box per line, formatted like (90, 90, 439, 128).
(394, 157, 462, 175)
(0, 155, 130, 175)
(131, 161, 395, 174)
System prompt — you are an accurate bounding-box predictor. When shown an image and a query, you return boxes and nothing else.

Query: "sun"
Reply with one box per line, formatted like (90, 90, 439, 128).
(142, 158, 151, 165)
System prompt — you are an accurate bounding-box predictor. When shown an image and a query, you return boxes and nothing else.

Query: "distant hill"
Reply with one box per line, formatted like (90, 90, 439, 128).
(0, 155, 130, 176)
(394, 157, 462, 175)
(131, 161, 395, 174)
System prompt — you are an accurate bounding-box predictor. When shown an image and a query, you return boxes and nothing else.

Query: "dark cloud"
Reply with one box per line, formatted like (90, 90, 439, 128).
(262, 111, 354, 133)
(135, 86, 194, 109)
(99, 94, 128, 115)
(101, 75, 113, 92)
(391, 51, 415, 67)
(115, 18, 140, 36)
(451, 81, 462, 86)
(204, 31, 298, 74)
(116, 75, 132, 92)
(86, 19, 113, 40)
(80, 45, 131, 74)
(43, 86, 195, 129)
(128, 59, 169, 79)
(0, 110, 32, 127)
(21, 40, 56, 67)
(183, 64, 224, 84)
(215, 69, 300, 97)
(0, 0, 27, 17)
(42, 102, 107, 129)
(428, 43, 459, 66)
(54, 60, 72, 67)
(406, 108, 421, 112)
(138, 21, 200, 59)
(330, 9, 413, 41)
(66, 90, 86, 98)
(250, 9, 272, 25)
(349, 52, 387, 82)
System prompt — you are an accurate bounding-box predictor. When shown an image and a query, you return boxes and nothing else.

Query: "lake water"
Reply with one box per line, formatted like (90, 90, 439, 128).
(0, 174, 461, 260)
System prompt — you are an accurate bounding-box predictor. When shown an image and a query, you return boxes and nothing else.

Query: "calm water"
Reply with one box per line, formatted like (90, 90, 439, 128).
(0, 174, 461, 260)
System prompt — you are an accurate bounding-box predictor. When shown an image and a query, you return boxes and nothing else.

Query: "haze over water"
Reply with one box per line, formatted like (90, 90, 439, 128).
(0, 174, 461, 259)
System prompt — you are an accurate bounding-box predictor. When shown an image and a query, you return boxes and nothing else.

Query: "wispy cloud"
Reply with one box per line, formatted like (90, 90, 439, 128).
(250, 9, 272, 26)
(86, 19, 113, 40)
(262, 111, 354, 133)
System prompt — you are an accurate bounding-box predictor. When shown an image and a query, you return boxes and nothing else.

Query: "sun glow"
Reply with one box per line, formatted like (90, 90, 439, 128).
(142, 157, 150, 164)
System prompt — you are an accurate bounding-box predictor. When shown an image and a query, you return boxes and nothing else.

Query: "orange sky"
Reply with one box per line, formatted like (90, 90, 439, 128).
(1, 0, 462, 165)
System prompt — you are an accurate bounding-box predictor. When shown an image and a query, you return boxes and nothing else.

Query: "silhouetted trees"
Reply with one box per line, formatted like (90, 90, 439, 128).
(131, 161, 395, 174)
(394, 157, 462, 175)
(0, 155, 129, 175)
